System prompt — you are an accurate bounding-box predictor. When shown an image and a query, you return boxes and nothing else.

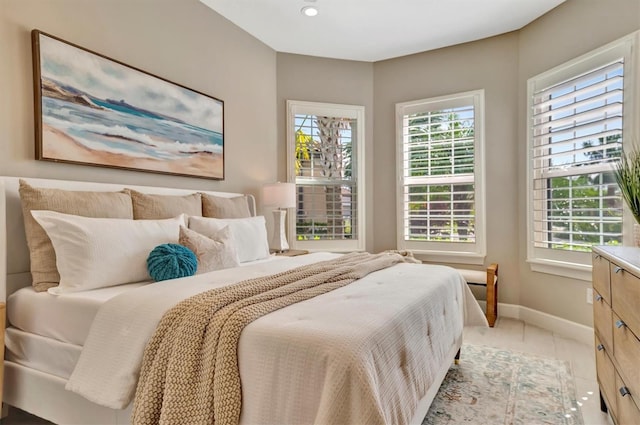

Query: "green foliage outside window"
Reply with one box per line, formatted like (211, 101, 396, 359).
(405, 109, 475, 242)
(294, 115, 355, 240)
(547, 173, 622, 251)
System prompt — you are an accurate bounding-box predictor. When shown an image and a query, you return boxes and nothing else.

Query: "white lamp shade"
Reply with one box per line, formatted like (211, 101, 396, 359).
(263, 182, 296, 209)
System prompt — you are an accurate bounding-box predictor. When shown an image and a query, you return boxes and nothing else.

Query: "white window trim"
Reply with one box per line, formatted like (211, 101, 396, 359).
(526, 31, 638, 280)
(395, 89, 486, 265)
(286, 100, 366, 252)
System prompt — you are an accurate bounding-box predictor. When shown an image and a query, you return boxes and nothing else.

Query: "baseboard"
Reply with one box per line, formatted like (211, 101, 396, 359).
(477, 301, 594, 345)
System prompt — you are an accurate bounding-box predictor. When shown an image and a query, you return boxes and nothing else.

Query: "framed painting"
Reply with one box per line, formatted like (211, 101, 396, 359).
(31, 30, 224, 180)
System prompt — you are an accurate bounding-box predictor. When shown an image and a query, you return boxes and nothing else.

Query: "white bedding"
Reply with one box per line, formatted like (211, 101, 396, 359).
(67, 252, 487, 424)
(6, 256, 283, 346)
(7, 283, 148, 345)
(4, 327, 82, 379)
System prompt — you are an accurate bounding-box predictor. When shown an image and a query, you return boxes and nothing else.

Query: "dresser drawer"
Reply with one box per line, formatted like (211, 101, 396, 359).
(613, 312, 640, 403)
(616, 372, 640, 425)
(610, 262, 640, 334)
(593, 253, 611, 303)
(595, 334, 617, 414)
(594, 290, 613, 352)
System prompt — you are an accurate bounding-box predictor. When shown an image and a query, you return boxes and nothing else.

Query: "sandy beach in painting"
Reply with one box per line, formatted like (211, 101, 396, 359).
(42, 124, 223, 179)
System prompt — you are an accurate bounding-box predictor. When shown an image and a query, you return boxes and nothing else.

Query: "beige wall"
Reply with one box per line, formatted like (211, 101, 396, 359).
(0, 0, 277, 202)
(276, 53, 375, 251)
(517, 0, 640, 325)
(372, 34, 521, 305)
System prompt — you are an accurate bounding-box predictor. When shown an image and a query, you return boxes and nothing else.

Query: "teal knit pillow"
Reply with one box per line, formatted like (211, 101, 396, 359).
(147, 244, 197, 282)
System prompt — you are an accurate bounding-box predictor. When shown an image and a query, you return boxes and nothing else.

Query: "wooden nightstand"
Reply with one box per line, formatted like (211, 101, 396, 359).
(273, 249, 309, 257)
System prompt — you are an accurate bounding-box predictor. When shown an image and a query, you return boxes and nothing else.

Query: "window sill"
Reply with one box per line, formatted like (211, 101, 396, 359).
(527, 258, 592, 281)
(412, 250, 486, 266)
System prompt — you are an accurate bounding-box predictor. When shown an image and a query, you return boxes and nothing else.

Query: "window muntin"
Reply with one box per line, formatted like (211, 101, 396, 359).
(396, 91, 485, 263)
(287, 101, 365, 251)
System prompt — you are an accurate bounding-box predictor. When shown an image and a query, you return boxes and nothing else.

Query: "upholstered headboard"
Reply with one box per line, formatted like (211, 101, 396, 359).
(0, 177, 256, 302)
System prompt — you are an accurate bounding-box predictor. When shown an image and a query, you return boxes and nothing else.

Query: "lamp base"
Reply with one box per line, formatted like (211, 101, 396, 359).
(271, 209, 289, 252)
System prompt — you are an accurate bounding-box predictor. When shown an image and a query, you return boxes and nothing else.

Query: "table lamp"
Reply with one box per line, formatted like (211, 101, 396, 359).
(263, 182, 296, 252)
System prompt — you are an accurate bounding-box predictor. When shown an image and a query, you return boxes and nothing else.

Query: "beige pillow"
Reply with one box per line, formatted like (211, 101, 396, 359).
(188, 216, 270, 263)
(178, 225, 239, 273)
(19, 179, 134, 292)
(201, 193, 251, 218)
(126, 189, 202, 219)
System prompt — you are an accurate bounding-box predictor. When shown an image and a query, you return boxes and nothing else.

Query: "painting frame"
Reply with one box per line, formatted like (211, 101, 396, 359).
(31, 29, 225, 180)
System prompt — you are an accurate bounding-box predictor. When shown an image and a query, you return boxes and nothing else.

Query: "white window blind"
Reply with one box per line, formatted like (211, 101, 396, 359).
(286, 101, 365, 252)
(294, 114, 357, 241)
(402, 106, 475, 242)
(396, 90, 485, 263)
(531, 60, 624, 252)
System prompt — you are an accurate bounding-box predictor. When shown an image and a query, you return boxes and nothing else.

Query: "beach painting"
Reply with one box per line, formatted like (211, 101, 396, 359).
(32, 30, 224, 179)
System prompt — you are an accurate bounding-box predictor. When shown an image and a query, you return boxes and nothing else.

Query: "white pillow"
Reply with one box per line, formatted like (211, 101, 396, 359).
(31, 210, 185, 294)
(188, 215, 270, 263)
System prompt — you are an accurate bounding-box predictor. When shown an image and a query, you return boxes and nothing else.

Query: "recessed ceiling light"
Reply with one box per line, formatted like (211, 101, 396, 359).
(301, 6, 318, 17)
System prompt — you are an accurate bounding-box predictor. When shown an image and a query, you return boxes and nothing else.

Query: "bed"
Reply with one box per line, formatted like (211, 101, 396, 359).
(0, 176, 487, 425)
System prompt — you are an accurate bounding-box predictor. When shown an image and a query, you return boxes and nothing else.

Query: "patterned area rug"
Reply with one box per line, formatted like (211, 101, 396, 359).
(423, 344, 583, 425)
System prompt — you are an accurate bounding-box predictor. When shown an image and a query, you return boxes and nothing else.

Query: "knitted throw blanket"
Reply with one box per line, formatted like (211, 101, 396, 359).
(132, 252, 405, 425)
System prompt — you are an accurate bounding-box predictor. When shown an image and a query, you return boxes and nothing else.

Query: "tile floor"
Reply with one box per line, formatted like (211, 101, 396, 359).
(1, 317, 613, 425)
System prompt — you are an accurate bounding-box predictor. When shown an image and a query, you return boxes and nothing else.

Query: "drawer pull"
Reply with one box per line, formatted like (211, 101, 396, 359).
(597, 344, 605, 351)
(595, 294, 603, 302)
(620, 387, 631, 397)
(614, 266, 623, 273)
(616, 320, 626, 329)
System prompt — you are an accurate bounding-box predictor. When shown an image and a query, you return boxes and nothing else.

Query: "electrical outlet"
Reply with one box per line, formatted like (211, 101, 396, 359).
(586, 288, 593, 304)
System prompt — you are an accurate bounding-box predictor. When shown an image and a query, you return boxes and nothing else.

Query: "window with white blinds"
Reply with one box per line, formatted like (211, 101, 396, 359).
(396, 90, 486, 264)
(286, 101, 365, 252)
(527, 33, 636, 279)
(531, 61, 624, 251)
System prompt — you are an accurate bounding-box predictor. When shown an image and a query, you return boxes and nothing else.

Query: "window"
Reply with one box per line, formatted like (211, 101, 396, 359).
(396, 90, 486, 264)
(527, 33, 636, 280)
(286, 100, 365, 252)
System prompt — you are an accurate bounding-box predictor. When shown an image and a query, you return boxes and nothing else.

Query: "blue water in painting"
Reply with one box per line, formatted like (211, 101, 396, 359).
(42, 97, 223, 161)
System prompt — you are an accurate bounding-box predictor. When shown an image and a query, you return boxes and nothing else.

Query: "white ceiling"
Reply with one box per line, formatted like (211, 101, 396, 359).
(200, 0, 565, 62)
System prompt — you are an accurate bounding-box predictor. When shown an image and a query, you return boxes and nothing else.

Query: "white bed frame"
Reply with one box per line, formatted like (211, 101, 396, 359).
(0, 176, 459, 425)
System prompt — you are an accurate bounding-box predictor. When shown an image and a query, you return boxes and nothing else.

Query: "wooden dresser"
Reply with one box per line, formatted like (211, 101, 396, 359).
(592, 246, 640, 425)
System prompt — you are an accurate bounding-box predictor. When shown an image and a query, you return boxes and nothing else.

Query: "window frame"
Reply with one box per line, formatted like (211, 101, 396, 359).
(395, 89, 486, 265)
(526, 32, 638, 281)
(286, 100, 366, 252)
